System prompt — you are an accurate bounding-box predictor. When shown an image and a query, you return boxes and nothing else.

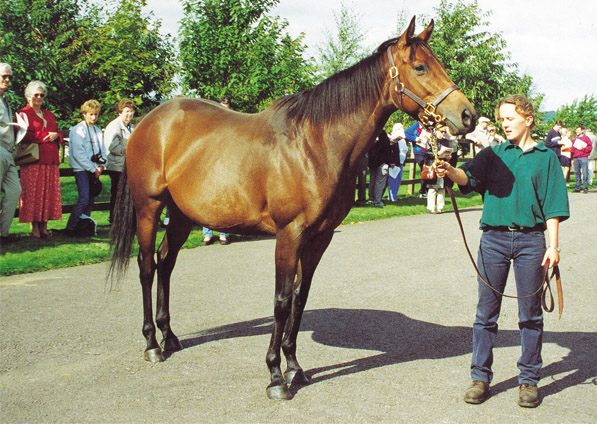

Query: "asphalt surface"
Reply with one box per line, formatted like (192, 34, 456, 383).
(1, 190, 595, 423)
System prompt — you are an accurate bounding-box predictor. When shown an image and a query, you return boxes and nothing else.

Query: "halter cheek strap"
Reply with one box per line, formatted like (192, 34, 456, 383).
(386, 45, 459, 129)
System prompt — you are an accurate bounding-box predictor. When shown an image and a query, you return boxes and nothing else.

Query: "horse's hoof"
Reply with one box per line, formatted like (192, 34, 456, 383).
(284, 368, 310, 386)
(266, 383, 293, 400)
(161, 337, 183, 353)
(143, 348, 165, 363)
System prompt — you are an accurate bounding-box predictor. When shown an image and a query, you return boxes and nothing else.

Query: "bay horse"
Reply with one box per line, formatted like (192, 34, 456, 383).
(109, 17, 476, 400)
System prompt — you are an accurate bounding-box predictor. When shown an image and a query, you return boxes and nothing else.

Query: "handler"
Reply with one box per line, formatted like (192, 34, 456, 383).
(435, 95, 569, 408)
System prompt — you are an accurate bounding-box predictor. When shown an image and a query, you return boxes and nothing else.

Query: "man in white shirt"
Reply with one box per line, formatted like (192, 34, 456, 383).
(466, 116, 491, 155)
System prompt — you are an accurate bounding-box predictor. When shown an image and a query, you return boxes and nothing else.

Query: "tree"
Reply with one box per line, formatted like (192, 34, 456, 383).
(552, 95, 597, 134)
(423, 0, 538, 122)
(178, 0, 314, 112)
(0, 0, 177, 127)
(316, 2, 368, 79)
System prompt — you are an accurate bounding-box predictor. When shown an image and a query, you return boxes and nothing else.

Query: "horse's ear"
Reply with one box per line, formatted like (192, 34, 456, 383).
(418, 19, 434, 43)
(399, 16, 417, 44)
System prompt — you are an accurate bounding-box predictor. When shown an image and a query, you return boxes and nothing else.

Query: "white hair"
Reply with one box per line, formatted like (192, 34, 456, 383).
(0, 63, 11, 73)
(24, 80, 47, 99)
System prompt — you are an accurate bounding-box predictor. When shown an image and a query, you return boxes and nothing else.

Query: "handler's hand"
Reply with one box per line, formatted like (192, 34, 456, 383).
(434, 160, 451, 178)
(542, 248, 560, 268)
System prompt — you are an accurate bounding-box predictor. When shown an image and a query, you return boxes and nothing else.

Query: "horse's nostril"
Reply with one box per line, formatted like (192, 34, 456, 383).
(462, 108, 474, 130)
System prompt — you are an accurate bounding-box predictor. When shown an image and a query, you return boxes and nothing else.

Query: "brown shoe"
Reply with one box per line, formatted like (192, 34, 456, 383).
(464, 380, 490, 404)
(518, 383, 539, 408)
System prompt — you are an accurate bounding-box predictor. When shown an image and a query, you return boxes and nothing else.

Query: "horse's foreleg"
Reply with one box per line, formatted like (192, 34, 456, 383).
(282, 229, 334, 387)
(266, 234, 300, 400)
(156, 208, 193, 354)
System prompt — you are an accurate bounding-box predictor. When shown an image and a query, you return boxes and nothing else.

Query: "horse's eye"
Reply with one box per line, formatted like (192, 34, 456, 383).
(414, 64, 427, 74)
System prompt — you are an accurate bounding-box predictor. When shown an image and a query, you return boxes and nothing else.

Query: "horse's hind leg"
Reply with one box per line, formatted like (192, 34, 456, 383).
(283, 229, 334, 387)
(156, 203, 193, 355)
(136, 203, 163, 363)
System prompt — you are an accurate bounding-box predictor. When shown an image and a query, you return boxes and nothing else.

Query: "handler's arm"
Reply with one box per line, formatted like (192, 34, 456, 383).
(435, 160, 469, 186)
(543, 217, 560, 268)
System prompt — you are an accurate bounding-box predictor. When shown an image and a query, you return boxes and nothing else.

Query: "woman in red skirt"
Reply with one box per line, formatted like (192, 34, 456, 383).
(18, 81, 63, 239)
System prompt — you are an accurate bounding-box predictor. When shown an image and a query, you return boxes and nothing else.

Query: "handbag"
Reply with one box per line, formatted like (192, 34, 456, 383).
(14, 142, 40, 166)
(421, 164, 436, 180)
(89, 174, 103, 197)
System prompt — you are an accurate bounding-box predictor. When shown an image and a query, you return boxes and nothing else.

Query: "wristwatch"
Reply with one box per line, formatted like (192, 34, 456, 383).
(549, 246, 561, 252)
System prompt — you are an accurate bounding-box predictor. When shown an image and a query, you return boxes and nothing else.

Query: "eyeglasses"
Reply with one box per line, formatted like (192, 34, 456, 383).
(33, 93, 45, 98)
(1, 74, 12, 80)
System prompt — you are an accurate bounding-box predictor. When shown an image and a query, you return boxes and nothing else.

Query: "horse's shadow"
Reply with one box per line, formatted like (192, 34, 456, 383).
(179, 308, 596, 398)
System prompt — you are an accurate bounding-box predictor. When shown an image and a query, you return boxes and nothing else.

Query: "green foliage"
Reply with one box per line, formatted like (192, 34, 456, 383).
(316, 3, 368, 79)
(553, 95, 597, 133)
(0, 0, 177, 128)
(423, 0, 537, 121)
(179, 0, 314, 112)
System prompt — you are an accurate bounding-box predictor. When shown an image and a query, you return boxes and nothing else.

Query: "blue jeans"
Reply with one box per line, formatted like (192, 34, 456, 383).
(202, 227, 227, 238)
(66, 171, 94, 230)
(573, 156, 589, 190)
(471, 229, 545, 385)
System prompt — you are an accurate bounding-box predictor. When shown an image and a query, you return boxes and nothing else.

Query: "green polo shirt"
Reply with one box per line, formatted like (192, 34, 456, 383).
(459, 141, 570, 230)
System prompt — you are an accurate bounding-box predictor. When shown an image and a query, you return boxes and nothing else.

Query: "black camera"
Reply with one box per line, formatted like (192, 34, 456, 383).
(91, 153, 106, 165)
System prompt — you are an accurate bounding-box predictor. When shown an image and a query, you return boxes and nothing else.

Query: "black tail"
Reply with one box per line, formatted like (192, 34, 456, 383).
(107, 163, 136, 287)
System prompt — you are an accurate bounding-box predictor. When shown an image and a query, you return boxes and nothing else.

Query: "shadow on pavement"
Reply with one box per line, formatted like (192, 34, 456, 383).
(179, 308, 596, 399)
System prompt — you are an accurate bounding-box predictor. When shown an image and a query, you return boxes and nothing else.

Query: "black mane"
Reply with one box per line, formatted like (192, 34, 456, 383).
(273, 36, 428, 126)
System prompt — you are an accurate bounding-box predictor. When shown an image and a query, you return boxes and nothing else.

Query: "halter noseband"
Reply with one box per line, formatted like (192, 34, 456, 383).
(386, 45, 459, 130)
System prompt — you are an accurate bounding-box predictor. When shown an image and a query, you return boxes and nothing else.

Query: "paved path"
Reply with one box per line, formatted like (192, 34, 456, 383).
(1, 191, 595, 423)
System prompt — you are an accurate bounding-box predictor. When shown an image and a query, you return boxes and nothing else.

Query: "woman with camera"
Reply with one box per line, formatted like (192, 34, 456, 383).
(18, 81, 63, 239)
(63, 99, 106, 236)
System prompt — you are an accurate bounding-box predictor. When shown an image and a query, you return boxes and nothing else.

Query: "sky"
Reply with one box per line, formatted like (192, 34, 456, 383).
(143, 0, 597, 112)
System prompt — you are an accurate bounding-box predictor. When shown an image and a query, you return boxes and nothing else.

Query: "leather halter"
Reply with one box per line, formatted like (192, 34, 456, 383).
(386, 45, 459, 129)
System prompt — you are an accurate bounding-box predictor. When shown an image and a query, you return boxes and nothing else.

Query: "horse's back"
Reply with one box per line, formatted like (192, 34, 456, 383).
(125, 98, 279, 234)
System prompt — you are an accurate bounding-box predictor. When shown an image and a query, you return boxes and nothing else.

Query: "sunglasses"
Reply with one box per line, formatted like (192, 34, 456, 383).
(33, 93, 45, 98)
(1, 74, 12, 80)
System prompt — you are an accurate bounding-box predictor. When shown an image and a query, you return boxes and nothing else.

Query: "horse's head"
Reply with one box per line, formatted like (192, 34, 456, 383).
(384, 16, 476, 135)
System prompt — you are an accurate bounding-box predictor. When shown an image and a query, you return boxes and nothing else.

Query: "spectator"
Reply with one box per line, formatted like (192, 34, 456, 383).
(367, 130, 393, 207)
(436, 95, 569, 408)
(17, 81, 63, 239)
(585, 128, 597, 186)
(570, 126, 593, 193)
(466, 116, 491, 154)
(487, 125, 505, 146)
(0, 63, 21, 243)
(104, 98, 135, 223)
(387, 123, 408, 201)
(559, 128, 573, 182)
(62, 100, 106, 236)
(203, 97, 231, 245)
(355, 152, 368, 206)
(544, 120, 564, 160)
(424, 126, 453, 214)
(404, 121, 431, 198)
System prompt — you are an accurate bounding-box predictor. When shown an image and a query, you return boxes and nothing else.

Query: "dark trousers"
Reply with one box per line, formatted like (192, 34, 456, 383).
(471, 229, 546, 385)
(107, 170, 121, 223)
(66, 171, 95, 230)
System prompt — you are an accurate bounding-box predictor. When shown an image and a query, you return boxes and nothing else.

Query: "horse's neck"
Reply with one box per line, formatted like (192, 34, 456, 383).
(325, 101, 393, 170)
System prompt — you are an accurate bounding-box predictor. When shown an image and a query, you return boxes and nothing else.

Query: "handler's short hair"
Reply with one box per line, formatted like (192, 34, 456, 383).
(496, 95, 535, 129)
